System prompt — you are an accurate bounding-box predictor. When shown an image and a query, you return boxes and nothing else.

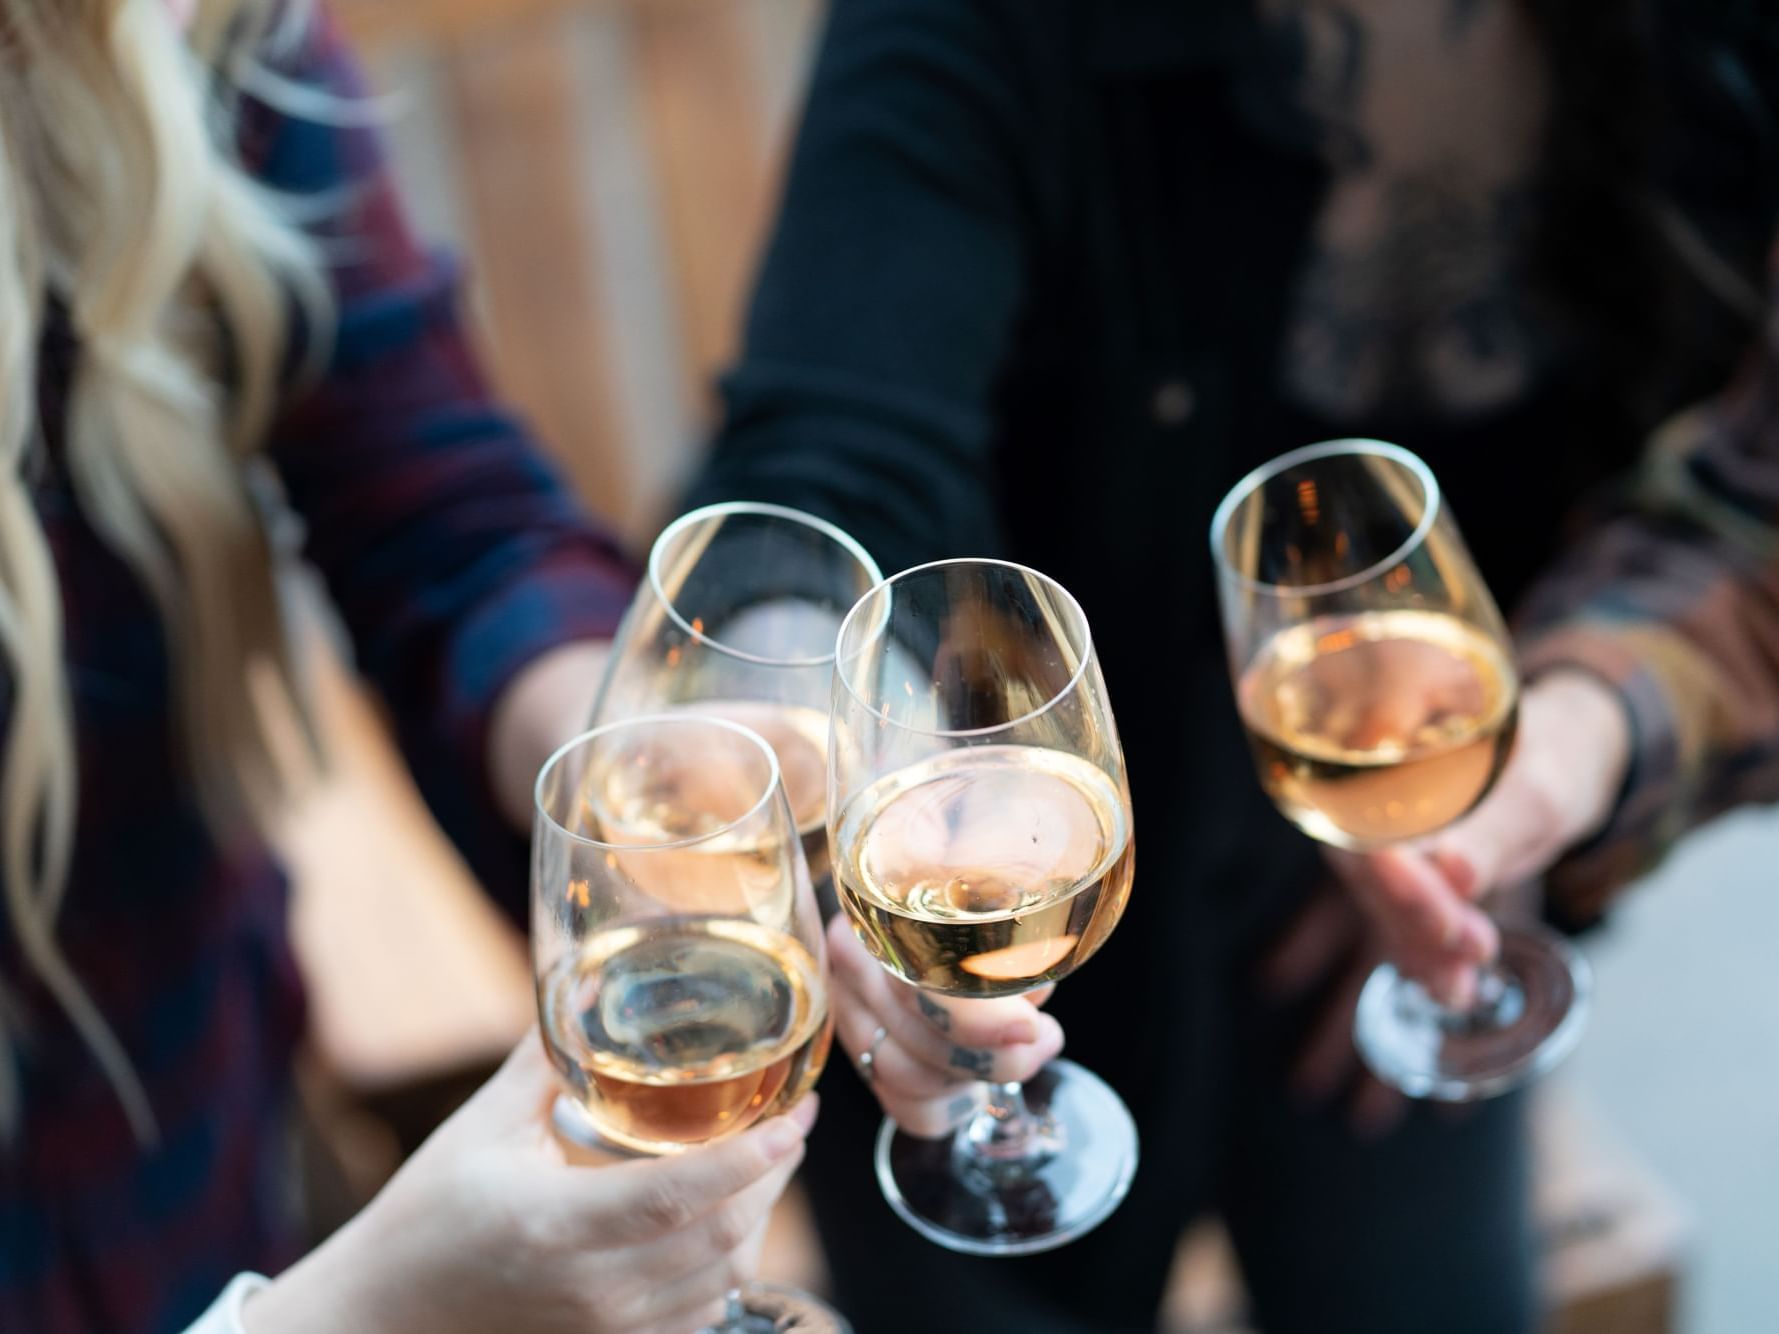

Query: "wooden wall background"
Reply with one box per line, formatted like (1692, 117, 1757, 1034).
(337, 0, 821, 542)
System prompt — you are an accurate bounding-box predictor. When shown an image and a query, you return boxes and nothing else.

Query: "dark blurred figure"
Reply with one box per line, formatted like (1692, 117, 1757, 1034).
(689, 2, 1779, 1330)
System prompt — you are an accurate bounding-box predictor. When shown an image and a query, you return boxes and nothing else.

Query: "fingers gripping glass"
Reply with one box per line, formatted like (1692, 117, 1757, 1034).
(829, 560, 1138, 1255)
(1210, 440, 1589, 1101)
(532, 716, 846, 1333)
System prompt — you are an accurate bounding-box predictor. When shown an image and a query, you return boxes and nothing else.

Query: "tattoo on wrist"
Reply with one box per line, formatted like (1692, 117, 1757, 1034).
(915, 993, 952, 1032)
(949, 1046, 993, 1079)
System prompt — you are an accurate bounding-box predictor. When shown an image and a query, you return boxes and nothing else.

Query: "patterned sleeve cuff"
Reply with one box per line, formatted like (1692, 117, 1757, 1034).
(181, 1273, 271, 1334)
(400, 544, 635, 919)
(1519, 623, 1698, 928)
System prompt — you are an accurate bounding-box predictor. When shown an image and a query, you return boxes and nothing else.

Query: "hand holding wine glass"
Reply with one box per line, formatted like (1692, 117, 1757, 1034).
(829, 559, 1136, 1256)
(1264, 669, 1631, 1135)
(245, 1035, 817, 1334)
(1212, 439, 1592, 1102)
(1323, 668, 1632, 1005)
(826, 917, 1065, 1138)
(531, 715, 844, 1332)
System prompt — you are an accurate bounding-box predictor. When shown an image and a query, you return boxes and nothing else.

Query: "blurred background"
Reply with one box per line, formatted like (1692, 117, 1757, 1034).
(285, 3, 1779, 1331)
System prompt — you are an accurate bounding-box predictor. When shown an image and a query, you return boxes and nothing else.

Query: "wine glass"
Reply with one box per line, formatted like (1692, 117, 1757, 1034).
(828, 559, 1138, 1256)
(593, 502, 883, 888)
(532, 715, 845, 1333)
(1210, 438, 1590, 1101)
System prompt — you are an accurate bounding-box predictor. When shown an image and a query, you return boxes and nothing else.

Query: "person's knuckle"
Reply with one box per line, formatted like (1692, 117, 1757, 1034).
(513, 1196, 569, 1254)
(634, 1178, 698, 1235)
(707, 1199, 754, 1254)
(585, 1278, 641, 1331)
(1529, 777, 1567, 835)
(468, 1166, 558, 1253)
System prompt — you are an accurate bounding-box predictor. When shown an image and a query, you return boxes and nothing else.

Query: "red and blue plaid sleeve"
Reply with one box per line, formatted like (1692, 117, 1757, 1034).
(252, 11, 637, 912)
(1516, 309, 1779, 925)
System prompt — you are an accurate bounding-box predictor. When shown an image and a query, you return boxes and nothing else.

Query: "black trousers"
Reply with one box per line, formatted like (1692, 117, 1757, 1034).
(799, 902, 1537, 1334)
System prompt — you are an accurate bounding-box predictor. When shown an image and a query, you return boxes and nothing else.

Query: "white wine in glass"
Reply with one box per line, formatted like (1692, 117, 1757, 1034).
(1211, 439, 1588, 1102)
(829, 558, 1137, 1256)
(533, 715, 845, 1332)
(540, 915, 830, 1153)
(1238, 608, 1518, 848)
(833, 745, 1133, 996)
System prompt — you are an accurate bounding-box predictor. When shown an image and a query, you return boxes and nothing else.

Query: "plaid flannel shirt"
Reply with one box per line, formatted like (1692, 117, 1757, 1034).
(0, 14, 632, 1332)
(1523, 302, 1779, 924)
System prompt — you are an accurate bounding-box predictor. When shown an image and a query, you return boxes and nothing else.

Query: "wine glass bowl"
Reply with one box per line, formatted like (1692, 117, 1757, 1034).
(831, 569, 1133, 997)
(829, 559, 1138, 1255)
(594, 502, 883, 883)
(1211, 439, 1588, 1102)
(1213, 440, 1519, 850)
(570, 507, 869, 1331)
(531, 715, 831, 1156)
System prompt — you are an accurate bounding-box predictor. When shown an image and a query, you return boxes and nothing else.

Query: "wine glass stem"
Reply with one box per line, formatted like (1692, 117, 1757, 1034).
(962, 1081, 1044, 1165)
(1474, 963, 1509, 1009)
(705, 1286, 758, 1334)
(1445, 960, 1524, 1035)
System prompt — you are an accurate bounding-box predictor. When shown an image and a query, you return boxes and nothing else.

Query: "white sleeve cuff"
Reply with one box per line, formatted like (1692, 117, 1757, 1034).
(181, 1273, 272, 1334)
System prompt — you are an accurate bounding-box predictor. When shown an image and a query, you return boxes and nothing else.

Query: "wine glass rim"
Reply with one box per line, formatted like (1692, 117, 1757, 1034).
(647, 501, 884, 668)
(1208, 439, 1442, 599)
(834, 557, 1096, 739)
(533, 713, 785, 852)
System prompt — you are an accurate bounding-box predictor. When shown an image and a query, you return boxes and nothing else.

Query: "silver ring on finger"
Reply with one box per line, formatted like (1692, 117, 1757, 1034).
(856, 1025, 888, 1084)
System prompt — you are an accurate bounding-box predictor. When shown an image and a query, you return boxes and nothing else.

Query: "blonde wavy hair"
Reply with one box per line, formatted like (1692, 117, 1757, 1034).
(0, 0, 330, 1142)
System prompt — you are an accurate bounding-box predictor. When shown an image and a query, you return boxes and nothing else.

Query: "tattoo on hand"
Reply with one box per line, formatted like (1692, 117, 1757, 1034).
(949, 1046, 993, 1079)
(915, 993, 952, 1032)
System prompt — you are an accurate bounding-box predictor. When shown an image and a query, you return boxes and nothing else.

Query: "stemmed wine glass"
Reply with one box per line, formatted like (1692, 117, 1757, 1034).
(828, 559, 1138, 1255)
(532, 715, 844, 1332)
(1210, 439, 1590, 1100)
(592, 502, 883, 889)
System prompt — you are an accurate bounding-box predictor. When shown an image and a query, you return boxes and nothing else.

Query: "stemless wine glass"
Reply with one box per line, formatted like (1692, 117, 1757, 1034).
(593, 502, 883, 887)
(1210, 438, 1590, 1101)
(828, 559, 1138, 1255)
(533, 715, 844, 1333)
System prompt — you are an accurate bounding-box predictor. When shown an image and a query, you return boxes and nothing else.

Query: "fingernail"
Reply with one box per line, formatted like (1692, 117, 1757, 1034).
(998, 1019, 1039, 1045)
(1442, 854, 1477, 897)
(762, 1123, 806, 1162)
(1433, 967, 1478, 1011)
(791, 1092, 821, 1132)
(762, 1109, 813, 1161)
(1462, 913, 1499, 962)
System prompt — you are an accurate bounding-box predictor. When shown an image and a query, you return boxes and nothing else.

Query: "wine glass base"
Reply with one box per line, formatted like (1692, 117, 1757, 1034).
(874, 1058, 1138, 1257)
(1355, 924, 1592, 1102)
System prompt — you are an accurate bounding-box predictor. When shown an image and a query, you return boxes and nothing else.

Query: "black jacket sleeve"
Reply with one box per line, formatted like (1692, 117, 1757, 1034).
(686, 0, 1056, 574)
